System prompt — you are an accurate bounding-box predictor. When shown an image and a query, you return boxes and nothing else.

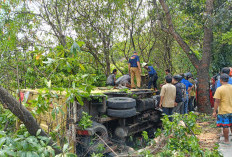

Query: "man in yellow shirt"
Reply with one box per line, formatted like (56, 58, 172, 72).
(213, 74, 232, 145)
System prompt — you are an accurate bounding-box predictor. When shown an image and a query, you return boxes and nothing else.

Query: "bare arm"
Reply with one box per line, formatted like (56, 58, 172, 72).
(159, 96, 164, 108)
(174, 96, 177, 106)
(187, 86, 193, 94)
(213, 98, 220, 117)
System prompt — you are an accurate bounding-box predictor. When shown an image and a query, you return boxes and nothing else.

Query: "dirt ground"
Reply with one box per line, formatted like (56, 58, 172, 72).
(151, 114, 221, 155)
(196, 118, 221, 151)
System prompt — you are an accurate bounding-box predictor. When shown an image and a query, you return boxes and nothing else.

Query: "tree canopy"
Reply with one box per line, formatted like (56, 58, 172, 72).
(0, 0, 232, 155)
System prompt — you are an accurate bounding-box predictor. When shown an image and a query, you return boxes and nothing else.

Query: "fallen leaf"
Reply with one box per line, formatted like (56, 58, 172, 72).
(36, 54, 41, 60)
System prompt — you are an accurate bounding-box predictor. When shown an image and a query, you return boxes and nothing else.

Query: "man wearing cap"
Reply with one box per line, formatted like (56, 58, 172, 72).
(128, 51, 141, 88)
(142, 63, 158, 90)
(213, 74, 232, 145)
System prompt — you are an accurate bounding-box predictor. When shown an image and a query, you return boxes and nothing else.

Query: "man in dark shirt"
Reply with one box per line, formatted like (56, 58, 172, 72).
(172, 75, 183, 114)
(142, 63, 158, 90)
(106, 69, 117, 86)
(128, 51, 141, 88)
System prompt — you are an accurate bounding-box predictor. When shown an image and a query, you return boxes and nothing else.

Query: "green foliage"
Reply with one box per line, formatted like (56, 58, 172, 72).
(90, 143, 105, 157)
(0, 106, 16, 133)
(142, 131, 149, 142)
(221, 29, 232, 45)
(0, 0, 231, 155)
(0, 130, 55, 157)
(96, 143, 105, 153)
(155, 113, 222, 156)
(211, 42, 232, 74)
(0, 129, 76, 157)
(65, 74, 96, 105)
(139, 149, 153, 157)
(56, 143, 77, 157)
(91, 152, 104, 157)
(78, 112, 93, 130)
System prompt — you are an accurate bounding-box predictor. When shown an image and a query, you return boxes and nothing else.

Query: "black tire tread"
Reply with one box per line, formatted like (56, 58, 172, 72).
(107, 108, 136, 118)
(107, 97, 136, 109)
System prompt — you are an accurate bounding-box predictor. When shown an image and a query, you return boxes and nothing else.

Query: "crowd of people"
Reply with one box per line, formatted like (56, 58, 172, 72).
(106, 51, 232, 145)
(106, 51, 197, 116)
(159, 73, 196, 121)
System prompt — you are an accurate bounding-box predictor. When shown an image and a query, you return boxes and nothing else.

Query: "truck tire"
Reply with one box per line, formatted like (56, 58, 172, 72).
(79, 122, 108, 154)
(107, 108, 136, 118)
(136, 98, 154, 112)
(107, 97, 136, 109)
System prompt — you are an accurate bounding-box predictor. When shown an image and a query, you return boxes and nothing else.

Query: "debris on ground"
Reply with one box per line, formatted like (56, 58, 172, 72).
(196, 118, 220, 150)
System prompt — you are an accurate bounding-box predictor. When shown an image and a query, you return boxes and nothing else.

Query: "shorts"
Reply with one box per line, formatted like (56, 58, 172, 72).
(217, 113, 232, 128)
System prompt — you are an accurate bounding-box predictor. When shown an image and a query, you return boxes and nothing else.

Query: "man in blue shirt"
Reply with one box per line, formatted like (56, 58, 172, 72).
(128, 51, 141, 88)
(142, 63, 158, 90)
(216, 67, 232, 89)
(180, 73, 193, 114)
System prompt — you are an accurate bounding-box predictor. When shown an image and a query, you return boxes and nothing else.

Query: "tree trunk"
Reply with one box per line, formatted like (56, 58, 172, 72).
(0, 86, 62, 155)
(196, 0, 214, 113)
(196, 67, 211, 114)
(111, 52, 124, 75)
(106, 50, 111, 76)
(157, 0, 214, 113)
(104, 39, 111, 76)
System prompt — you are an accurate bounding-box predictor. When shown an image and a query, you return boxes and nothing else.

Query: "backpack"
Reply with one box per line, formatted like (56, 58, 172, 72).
(180, 83, 186, 99)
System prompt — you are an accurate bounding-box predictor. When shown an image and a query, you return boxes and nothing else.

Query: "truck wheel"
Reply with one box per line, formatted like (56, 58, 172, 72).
(107, 108, 136, 118)
(107, 97, 136, 109)
(80, 122, 108, 154)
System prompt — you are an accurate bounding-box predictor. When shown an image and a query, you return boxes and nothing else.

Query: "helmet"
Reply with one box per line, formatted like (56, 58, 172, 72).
(142, 62, 148, 68)
(185, 72, 193, 79)
(173, 74, 182, 82)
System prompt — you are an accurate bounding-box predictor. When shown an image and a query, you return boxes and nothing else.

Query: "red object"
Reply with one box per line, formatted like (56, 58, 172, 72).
(230, 67, 232, 77)
(19, 92, 24, 102)
(49, 103, 53, 108)
(209, 89, 214, 108)
(77, 130, 89, 135)
(211, 77, 215, 85)
(196, 89, 214, 108)
(217, 124, 232, 127)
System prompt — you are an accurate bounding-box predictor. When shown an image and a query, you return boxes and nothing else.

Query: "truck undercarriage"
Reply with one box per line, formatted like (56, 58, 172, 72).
(68, 89, 161, 156)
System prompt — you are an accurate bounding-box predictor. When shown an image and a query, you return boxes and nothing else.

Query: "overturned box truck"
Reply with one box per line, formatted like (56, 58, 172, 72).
(21, 88, 161, 156)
